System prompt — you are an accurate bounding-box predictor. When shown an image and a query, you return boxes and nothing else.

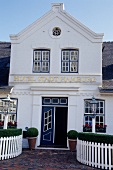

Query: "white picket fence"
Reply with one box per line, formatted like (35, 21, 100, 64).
(0, 135, 22, 160)
(77, 138, 113, 170)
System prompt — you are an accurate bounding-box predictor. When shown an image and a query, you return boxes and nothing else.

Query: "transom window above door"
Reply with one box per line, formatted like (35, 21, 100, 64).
(42, 97, 68, 106)
(33, 50, 50, 73)
(61, 49, 79, 73)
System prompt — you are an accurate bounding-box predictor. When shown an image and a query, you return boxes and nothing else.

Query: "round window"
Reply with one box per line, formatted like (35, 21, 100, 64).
(52, 27, 61, 36)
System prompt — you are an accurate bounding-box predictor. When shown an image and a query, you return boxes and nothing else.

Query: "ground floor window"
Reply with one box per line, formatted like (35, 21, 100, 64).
(0, 98, 18, 128)
(83, 99, 106, 133)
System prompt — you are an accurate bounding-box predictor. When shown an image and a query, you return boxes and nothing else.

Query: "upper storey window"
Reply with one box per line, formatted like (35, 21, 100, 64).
(33, 50, 50, 73)
(61, 49, 79, 73)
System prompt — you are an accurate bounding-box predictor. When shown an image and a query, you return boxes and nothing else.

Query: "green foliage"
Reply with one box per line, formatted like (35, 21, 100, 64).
(26, 127, 38, 137)
(78, 132, 113, 144)
(0, 129, 22, 138)
(67, 130, 78, 139)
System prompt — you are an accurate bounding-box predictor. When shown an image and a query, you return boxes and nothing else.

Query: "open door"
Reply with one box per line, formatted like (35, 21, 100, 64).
(40, 106, 54, 146)
(40, 97, 68, 148)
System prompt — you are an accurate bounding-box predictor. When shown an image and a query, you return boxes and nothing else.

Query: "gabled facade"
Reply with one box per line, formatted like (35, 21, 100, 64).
(1, 3, 113, 148)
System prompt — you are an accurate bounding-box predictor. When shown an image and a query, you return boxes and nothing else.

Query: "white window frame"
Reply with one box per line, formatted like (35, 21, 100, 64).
(33, 50, 50, 73)
(61, 49, 78, 73)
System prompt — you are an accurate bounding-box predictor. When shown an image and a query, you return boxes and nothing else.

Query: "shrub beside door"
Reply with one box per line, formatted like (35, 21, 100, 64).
(67, 130, 78, 152)
(26, 127, 39, 149)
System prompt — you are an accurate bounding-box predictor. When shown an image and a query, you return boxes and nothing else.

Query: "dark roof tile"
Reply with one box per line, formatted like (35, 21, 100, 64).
(102, 42, 113, 90)
(0, 42, 11, 86)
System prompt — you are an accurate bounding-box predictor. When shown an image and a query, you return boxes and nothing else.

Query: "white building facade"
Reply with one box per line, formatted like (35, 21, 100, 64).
(8, 3, 112, 148)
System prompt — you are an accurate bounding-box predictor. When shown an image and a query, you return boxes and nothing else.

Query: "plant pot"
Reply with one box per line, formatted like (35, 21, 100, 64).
(28, 137, 37, 149)
(68, 139, 77, 152)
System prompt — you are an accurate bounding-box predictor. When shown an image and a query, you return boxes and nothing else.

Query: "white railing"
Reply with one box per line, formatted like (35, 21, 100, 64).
(77, 139, 113, 170)
(0, 135, 22, 160)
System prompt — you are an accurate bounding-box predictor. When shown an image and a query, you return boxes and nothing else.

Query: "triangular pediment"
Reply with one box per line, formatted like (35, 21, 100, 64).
(10, 3, 103, 43)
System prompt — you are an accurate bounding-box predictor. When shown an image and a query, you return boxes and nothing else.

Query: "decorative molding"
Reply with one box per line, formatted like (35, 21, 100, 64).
(30, 86, 79, 91)
(12, 91, 33, 95)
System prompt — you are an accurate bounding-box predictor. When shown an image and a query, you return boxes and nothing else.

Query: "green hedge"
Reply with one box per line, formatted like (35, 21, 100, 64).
(78, 132, 113, 144)
(0, 129, 22, 138)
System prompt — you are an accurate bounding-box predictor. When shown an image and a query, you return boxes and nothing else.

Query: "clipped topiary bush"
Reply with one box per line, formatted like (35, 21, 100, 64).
(26, 127, 38, 137)
(67, 130, 78, 139)
(78, 132, 113, 144)
(0, 129, 22, 138)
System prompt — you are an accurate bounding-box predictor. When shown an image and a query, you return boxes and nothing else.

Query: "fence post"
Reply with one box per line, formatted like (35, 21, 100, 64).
(108, 144, 111, 170)
(105, 143, 107, 169)
(92, 142, 94, 167)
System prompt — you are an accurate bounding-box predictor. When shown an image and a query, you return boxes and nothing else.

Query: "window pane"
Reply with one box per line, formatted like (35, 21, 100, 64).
(62, 62, 69, 72)
(52, 98, 59, 104)
(62, 51, 69, 61)
(44, 125, 47, 131)
(70, 62, 77, 72)
(49, 116, 51, 122)
(34, 51, 41, 61)
(70, 51, 78, 61)
(44, 112, 48, 119)
(48, 110, 52, 117)
(96, 107, 99, 113)
(48, 123, 51, 129)
(85, 116, 88, 121)
(85, 108, 88, 113)
(44, 98, 51, 104)
(60, 98, 67, 104)
(96, 116, 99, 122)
(100, 116, 103, 122)
(100, 102, 103, 107)
(42, 51, 49, 61)
(100, 108, 103, 113)
(44, 118, 47, 125)
(42, 62, 49, 72)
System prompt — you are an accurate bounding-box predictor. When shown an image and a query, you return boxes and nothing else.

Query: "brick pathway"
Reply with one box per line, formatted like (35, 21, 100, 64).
(0, 149, 99, 170)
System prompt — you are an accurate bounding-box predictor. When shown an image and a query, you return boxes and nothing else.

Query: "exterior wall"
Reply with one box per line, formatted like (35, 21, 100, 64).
(8, 4, 107, 148)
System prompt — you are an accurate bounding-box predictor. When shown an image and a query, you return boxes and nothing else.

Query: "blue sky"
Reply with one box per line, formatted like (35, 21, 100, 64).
(0, 0, 113, 42)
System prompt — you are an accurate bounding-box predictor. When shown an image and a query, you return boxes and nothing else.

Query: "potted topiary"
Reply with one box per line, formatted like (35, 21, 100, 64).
(26, 127, 38, 150)
(67, 130, 78, 152)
